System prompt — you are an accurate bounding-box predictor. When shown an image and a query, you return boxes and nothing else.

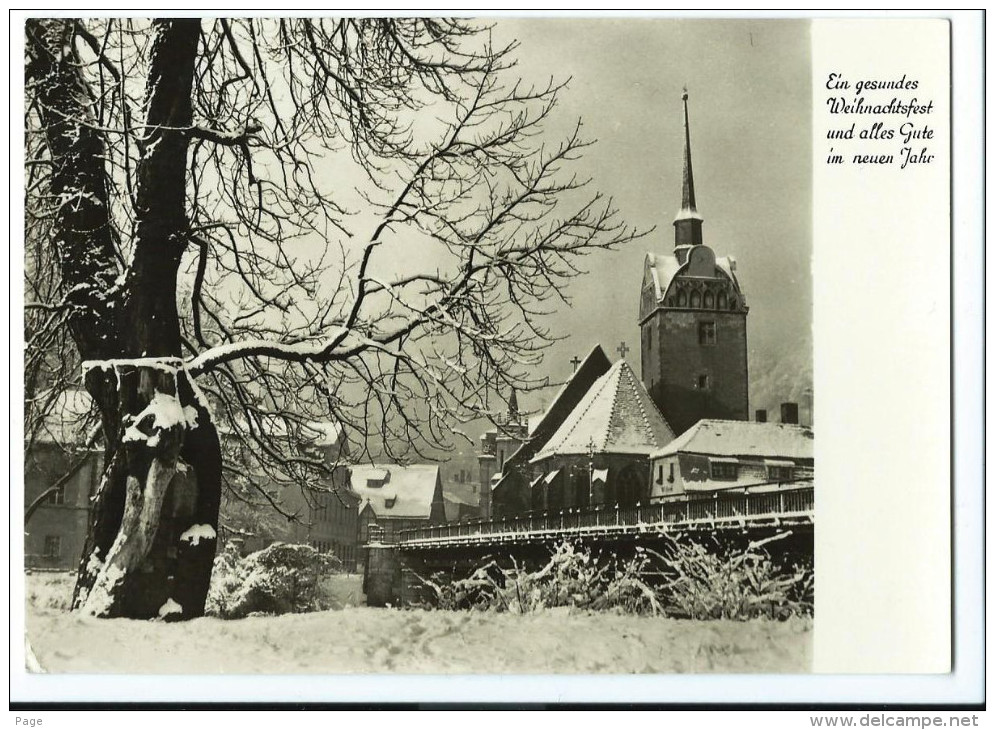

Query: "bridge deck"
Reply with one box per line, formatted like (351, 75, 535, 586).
(398, 486, 814, 549)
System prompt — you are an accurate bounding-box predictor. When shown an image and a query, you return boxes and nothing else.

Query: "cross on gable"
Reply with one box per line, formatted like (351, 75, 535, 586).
(570, 356, 582, 372)
(616, 341, 630, 359)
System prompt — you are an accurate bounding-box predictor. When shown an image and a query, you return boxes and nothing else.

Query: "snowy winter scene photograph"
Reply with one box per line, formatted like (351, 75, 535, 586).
(20, 17, 816, 682)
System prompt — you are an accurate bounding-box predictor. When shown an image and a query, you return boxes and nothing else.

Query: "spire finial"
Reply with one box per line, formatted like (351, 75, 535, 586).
(673, 85, 703, 247)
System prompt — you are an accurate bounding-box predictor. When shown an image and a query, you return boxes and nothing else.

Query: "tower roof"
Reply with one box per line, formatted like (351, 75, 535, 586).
(531, 359, 675, 462)
(673, 88, 704, 246)
(675, 88, 701, 220)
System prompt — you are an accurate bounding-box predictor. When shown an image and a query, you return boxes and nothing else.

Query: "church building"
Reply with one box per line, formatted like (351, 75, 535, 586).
(638, 91, 750, 436)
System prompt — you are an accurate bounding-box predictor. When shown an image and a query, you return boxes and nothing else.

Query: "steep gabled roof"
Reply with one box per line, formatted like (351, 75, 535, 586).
(350, 464, 441, 520)
(531, 359, 675, 462)
(503, 344, 613, 470)
(651, 419, 814, 461)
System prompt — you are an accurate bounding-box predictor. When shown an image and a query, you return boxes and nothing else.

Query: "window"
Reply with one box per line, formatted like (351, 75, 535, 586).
(43, 535, 61, 558)
(711, 462, 738, 480)
(703, 291, 714, 308)
(656, 464, 663, 485)
(698, 321, 716, 345)
(677, 290, 687, 307)
(717, 291, 727, 309)
(768, 465, 794, 482)
(689, 290, 701, 308)
(668, 463, 675, 483)
(46, 486, 66, 505)
(697, 374, 710, 390)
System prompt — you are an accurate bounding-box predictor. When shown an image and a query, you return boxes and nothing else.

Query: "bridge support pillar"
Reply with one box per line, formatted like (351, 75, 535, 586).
(363, 544, 402, 607)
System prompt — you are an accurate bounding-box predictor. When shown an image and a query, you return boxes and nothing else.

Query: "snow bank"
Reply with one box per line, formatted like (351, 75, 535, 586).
(25, 575, 811, 675)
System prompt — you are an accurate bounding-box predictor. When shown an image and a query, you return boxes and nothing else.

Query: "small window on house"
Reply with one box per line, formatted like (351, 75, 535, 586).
(711, 462, 738, 480)
(46, 487, 66, 505)
(44, 535, 61, 558)
(697, 374, 710, 390)
(698, 321, 716, 345)
(668, 463, 675, 483)
(656, 464, 663, 485)
(768, 465, 794, 482)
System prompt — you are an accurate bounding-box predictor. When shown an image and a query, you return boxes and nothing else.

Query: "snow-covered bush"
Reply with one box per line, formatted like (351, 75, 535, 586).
(418, 536, 812, 620)
(207, 542, 341, 619)
(654, 534, 813, 620)
(418, 542, 662, 615)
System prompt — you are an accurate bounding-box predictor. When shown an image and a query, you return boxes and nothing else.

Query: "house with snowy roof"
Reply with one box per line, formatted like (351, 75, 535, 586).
(648, 419, 813, 501)
(352, 464, 446, 544)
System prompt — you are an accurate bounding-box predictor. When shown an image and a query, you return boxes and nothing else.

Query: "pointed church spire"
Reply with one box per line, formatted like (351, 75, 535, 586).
(507, 388, 519, 423)
(674, 86, 704, 247)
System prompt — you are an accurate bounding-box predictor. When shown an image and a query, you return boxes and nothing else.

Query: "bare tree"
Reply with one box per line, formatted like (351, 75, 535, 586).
(24, 17, 642, 619)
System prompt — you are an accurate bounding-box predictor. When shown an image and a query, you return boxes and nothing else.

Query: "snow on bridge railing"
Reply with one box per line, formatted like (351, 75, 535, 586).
(398, 485, 814, 544)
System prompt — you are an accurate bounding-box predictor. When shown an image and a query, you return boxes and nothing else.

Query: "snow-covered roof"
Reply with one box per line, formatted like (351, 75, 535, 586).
(644, 250, 740, 304)
(29, 388, 97, 446)
(351, 464, 440, 520)
(531, 359, 675, 462)
(651, 419, 814, 461)
(518, 344, 612, 448)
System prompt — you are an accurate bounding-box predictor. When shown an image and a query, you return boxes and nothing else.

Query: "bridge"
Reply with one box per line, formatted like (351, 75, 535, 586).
(363, 486, 814, 606)
(398, 485, 814, 549)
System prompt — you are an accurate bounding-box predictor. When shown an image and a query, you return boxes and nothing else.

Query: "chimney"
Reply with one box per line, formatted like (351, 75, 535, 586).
(780, 402, 799, 425)
(755, 409, 767, 423)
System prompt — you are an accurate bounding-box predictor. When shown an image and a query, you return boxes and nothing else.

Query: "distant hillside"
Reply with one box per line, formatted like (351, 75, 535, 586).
(748, 331, 814, 427)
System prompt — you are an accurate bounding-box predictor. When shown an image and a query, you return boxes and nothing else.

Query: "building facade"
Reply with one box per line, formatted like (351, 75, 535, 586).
(476, 390, 529, 518)
(24, 389, 101, 571)
(649, 419, 813, 502)
(639, 91, 749, 436)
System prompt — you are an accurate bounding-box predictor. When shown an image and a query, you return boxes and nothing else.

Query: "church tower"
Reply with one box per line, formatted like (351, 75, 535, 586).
(638, 90, 749, 436)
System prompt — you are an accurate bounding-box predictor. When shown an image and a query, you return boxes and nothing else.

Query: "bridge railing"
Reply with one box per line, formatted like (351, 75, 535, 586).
(399, 486, 814, 544)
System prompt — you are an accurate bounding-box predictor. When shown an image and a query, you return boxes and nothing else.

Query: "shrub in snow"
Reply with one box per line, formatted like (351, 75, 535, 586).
(417, 536, 812, 620)
(418, 542, 662, 615)
(207, 542, 341, 619)
(654, 534, 813, 620)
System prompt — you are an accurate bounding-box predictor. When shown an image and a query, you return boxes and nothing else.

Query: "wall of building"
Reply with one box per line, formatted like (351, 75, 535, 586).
(643, 308, 749, 435)
(24, 446, 101, 570)
(502, 453, 652, 514)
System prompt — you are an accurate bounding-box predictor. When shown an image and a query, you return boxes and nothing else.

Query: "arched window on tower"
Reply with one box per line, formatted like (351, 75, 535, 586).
(689, 290, 701, 308)
(717, 291, 727, 309)
(703, 291, 714, 308)
(677, 289, 687, 307)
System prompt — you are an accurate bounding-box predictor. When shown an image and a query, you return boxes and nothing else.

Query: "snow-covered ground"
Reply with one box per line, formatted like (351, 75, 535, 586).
(24, 572, 811, 674)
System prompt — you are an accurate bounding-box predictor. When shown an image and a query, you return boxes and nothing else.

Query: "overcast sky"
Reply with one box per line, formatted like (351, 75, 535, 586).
(484, 18, 813, 418)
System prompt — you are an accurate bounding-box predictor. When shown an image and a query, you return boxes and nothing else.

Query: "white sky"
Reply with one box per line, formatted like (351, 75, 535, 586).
(482, 19, 813, 417)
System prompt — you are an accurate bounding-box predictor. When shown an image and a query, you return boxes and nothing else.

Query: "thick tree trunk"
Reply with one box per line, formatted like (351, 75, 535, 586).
(29, 19, 219, 619)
